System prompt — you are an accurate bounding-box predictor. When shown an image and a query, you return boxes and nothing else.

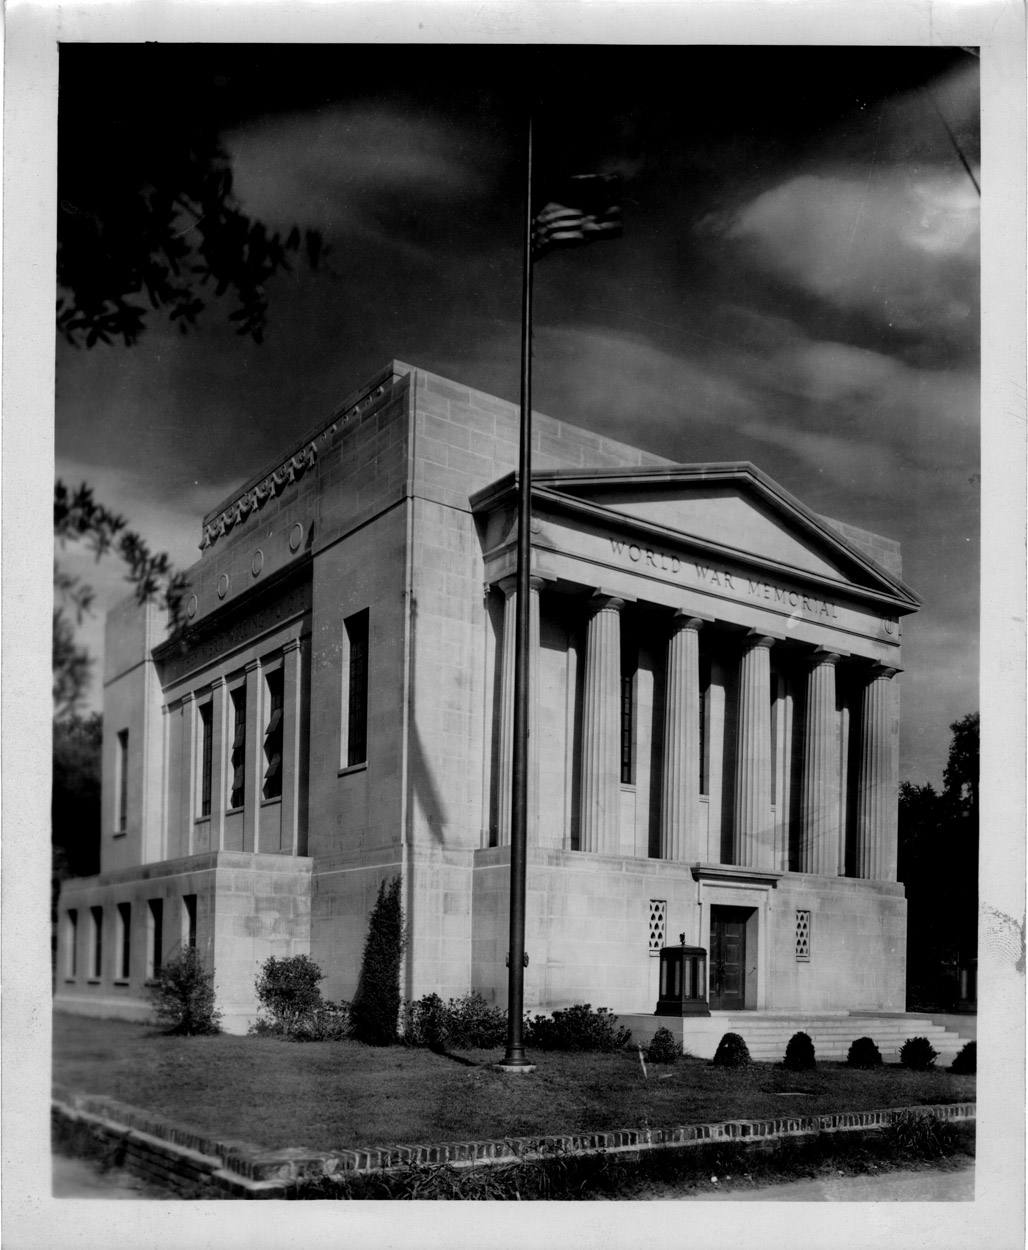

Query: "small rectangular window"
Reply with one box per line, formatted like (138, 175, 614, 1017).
(116, 729, 129, 832)
(148, 899, 163, 977)
(795, 910, 811, 961)
(648, 899, 667, 955)
(117, 902, 131, 980)
(183, 894, 197, 950)
(263, 670, 284, 799)
(65, 909, 78, 979)
(198, 702, 213, 817)
(90, 906, 103, 979)
(345, 611, 369, 767)
(229, 687, 246, 809)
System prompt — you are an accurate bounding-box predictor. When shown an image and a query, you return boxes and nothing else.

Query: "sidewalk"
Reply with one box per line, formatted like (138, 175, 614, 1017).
(685, 1161, 975, 1202)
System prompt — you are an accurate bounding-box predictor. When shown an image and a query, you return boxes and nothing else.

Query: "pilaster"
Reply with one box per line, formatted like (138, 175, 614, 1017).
(800, 648, 842, 875)
(856, 664, 900, 881)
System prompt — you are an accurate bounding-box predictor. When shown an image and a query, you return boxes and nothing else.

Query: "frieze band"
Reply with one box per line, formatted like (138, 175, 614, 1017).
(199, 443, 319, 551)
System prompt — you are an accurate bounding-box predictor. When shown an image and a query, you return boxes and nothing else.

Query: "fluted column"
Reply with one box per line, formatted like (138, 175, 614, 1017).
(579, 595, 625, 854)
(661, 614, 705, 860)
(495, 576, 541, 846)
(799, 648, 842, 875)
(856, 664, 900, 881)
(733, 633, 776, 868)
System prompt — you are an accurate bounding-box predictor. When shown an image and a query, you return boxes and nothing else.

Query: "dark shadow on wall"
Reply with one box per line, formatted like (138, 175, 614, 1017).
(407, 595, 448, 843)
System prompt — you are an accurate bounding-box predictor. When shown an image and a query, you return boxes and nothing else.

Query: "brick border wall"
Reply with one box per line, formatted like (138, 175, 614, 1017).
(52, 1085, 976, 1200)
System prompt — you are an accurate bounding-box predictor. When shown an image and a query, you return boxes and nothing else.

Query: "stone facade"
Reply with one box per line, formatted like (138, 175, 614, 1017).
(55, 361, 920, 1033)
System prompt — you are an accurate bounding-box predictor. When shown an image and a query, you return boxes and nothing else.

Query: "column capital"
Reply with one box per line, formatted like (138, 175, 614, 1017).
(210, 675, 226, 689)
(528, 575, 548, 593)
(587, 591, 629, 616)
(244, 658, 262, 674)
(868, 662, 901, 681)
(744, 630, 778, 652)
(181, 690, 195, 705)
(807, 647, 843, 669)
(497, 574, 518, 598)
(282, 637, 302, 655)
(670, 611, 709, 634)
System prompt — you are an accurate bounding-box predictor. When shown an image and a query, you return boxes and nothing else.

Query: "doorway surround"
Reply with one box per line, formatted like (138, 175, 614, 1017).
(691, 864, 781, 1010)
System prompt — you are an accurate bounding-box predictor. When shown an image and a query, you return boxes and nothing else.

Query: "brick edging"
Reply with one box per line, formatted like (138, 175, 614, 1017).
(51, 1086, 976, 1199)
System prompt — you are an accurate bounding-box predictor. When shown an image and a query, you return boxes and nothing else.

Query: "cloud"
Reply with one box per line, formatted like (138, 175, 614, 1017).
(703, 170, 978, 341)
(226, 104, 492, 244)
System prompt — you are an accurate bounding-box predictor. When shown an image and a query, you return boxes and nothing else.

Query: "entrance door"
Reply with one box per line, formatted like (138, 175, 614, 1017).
(709, 907, 749, 1010)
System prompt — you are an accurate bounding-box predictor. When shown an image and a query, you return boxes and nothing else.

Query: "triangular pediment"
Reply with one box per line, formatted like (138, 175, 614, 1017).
(525, 463, 919, 606)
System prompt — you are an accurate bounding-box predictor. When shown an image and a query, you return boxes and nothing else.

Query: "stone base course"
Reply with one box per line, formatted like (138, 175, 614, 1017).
(52, 1083, 976, 1200)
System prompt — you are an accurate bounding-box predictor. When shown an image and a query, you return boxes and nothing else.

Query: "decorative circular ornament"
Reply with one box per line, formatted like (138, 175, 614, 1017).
(251, 549, 264, 578)
(185, 594, 198, 619)
(288, 522, 304, 553)
(217, 573, 229, 600)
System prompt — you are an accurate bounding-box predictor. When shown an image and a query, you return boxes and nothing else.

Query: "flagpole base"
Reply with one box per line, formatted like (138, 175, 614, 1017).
(494, 1061, 537, 1075)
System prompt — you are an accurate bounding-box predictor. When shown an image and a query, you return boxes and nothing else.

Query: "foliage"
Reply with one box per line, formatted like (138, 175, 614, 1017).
(948, 1040, 976, 1075)
(253, 954, 326, 1036)
(949, 1041, 977, 1074)
(899, 1036, 938, 1071)
(53, 481, 190, 716)
(51, 712, 102, 899)
(57, 45, 325, 349)
(711, 1032, 751, 1068)
(402, 991, 507, 1051)
(898, 711, 979, 1011)
(783, 1031, 817, 1071)
(523, 1004, 632, 1053)
(846, 1036, 884, 1069)
(882, 1110, 960, 1159)
(646, 1026, 680, 1065)
(144, 947, 222, 1035)
(350, 877, 407, 1046)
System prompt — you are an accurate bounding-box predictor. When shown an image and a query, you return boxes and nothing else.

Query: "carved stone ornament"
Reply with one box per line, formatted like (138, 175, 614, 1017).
(199, 442, 318, 550)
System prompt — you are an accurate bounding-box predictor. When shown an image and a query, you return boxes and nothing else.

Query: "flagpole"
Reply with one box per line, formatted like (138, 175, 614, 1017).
(500, 110, 535, 1071)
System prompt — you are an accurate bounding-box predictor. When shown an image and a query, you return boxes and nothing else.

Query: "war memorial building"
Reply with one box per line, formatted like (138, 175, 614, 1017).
(56, 361, 923, 1043)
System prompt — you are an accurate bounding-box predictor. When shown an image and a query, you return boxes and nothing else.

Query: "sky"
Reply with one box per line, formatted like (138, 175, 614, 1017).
(54, 44, 981, 787)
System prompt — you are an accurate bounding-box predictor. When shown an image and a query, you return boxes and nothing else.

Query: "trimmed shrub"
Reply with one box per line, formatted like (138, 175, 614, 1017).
(350, 876, 407, 1046)
(783, 1030, 816, 1071)
(899, 1035, 938, 1071)
(254, 954, 325, 1035)
(144, 947, 221, 1035)
(846, 1036, 883, 1068)
(402, 993, 450, 1051)
(646, 1026, 680, 1065)
(711, 1032, 751, 1067)
(523, 1004, 632, 1052)
(949, 1041, 977, 1074)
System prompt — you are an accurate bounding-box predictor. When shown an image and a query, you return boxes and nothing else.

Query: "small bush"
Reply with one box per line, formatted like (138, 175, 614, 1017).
(883, 1110, 959, 1159)
(403, 991, 507, 1051)
(144, 947, 221, 1035)
(402, 993, 450, 1051)
(711, 1032, 751, 1067)
(292, 1001, 352, 1042)
(647, 1026, 680, 1065)
(949, 1041, 977, 1074)
(846, 1036, 883, 1068)
(899, 1035, 938, 1070)
(254, 954, 325, 1035)
(783, 1030, 816, 1071)
(350, 876, 407, 1046)
(524, 1004, 631, 1052)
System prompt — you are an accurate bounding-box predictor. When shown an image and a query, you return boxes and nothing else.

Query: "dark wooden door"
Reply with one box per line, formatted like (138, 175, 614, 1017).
(709, 908, 748, 1010)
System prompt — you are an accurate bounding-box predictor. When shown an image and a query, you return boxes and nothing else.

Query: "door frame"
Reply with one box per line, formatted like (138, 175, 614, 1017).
(709, 905, 752, 1010)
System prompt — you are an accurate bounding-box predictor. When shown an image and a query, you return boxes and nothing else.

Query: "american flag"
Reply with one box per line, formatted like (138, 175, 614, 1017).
(533, 174, 622, 258)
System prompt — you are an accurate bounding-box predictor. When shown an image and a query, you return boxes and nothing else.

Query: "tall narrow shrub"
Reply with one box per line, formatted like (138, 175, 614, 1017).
(350, 876, 406, 1046)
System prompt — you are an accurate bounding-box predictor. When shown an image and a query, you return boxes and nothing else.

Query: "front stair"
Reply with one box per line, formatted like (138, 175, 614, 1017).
(618, 1011, 970, 1063)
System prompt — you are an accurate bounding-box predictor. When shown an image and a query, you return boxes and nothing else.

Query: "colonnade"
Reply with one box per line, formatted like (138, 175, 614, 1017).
(494, 583, 899, 882)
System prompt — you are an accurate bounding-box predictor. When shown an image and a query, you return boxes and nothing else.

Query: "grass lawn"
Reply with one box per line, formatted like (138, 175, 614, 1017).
(53, 1013, 975, 1155)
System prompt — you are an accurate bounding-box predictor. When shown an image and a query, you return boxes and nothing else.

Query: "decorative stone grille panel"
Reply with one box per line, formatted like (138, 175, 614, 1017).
(795, 909, 811, 961)
(649, 899, 667, 955)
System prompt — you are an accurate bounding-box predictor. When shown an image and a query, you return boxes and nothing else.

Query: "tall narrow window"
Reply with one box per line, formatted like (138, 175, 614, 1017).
(229, 687, 246, 809)
(116, 729, 129, 832)
(148, 899, 163, 977)
(198, 702, 213, 817)
(699, 655, 711, 796)
(263, 670, 284, 799)
(183, 894, 197, 950)
(90, 906, 103, 979)
(620, 670, 635, 784)
(117, 902, 131, 980)
(345, 610, 369, 767)
(65, 909, 78, 979)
